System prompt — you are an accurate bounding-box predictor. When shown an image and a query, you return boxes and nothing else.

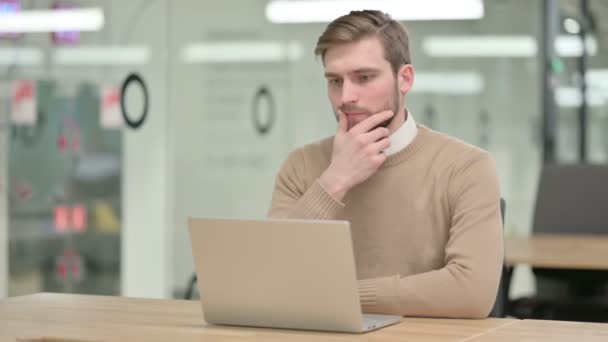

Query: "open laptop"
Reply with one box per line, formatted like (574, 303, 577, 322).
(188, 217, 401, 333)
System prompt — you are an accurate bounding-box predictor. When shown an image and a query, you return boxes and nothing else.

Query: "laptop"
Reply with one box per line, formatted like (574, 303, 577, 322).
(187, 217, 402, 333)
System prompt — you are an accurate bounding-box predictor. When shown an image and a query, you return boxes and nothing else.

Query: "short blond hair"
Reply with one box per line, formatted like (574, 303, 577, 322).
(314, 10, 412, 74)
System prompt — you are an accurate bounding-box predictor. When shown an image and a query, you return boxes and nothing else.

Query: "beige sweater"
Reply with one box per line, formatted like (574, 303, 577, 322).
(267, 125, 503, 318)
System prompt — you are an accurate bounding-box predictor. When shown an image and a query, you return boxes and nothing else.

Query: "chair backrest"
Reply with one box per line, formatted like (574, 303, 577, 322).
(533, 164, 608, 234)
(489, 198, 506, 317)
(532, 163, 608, 295)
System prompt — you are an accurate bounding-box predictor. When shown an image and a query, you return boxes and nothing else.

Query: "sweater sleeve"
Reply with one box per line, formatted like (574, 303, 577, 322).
(358, 152, 503, 318)
(267, 148, 344, 219)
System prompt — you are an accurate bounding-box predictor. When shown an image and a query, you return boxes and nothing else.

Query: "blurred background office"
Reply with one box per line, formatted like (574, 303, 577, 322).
(1, 0, 608, 322)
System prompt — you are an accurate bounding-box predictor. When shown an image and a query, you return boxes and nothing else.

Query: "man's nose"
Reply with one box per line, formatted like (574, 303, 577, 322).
(340, 80, 359, 104)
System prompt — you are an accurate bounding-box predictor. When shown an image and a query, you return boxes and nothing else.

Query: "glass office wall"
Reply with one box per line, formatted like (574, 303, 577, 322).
(166, 0, 548, 298)
(1, 0, 607, 299)
(1, 0, 169, 296)
(8, 78, 122, 295)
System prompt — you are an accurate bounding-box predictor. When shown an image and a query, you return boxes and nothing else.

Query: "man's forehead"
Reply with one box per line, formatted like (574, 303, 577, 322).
(323, 37, 389, 75)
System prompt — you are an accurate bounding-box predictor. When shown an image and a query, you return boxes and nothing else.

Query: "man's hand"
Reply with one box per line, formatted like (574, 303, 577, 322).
(318, 110, 392, 202)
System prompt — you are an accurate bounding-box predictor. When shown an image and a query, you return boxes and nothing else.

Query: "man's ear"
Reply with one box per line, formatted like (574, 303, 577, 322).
(397, 64, 414, 95)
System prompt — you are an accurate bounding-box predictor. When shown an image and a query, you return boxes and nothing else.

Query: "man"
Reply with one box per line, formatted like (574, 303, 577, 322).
(267, 10, 503, 319)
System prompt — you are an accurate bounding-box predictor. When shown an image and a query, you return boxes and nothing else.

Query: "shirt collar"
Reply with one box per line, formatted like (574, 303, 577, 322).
(383, 110, 418, 156)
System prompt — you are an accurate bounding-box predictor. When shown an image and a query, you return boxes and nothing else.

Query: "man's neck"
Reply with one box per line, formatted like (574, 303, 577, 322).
(387, 108, 407, 134)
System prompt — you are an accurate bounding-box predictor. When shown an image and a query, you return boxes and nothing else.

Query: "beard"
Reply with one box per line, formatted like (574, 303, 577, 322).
(335, 79, 401, 131)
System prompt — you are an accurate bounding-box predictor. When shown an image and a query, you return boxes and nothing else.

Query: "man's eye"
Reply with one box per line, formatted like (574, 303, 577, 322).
(329, 79, 342, 85)
(359, 75, 371, 82)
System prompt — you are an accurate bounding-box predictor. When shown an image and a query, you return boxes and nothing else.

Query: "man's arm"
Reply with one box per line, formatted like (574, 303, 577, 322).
(268, 110, 393, 219)
(358, 152, 503, 318)
(267, 148, 345, 219)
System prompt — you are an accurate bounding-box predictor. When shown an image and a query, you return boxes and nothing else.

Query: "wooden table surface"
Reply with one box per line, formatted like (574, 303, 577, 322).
(3, 293, 608, 341)
(505, 233, 608, 270)
(0, 293, 516, 342)
(466, 319, 608, 342)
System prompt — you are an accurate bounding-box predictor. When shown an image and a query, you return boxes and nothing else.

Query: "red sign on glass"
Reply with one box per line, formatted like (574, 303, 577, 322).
(54, 204, 87, 233)
(54, 206, 69, 233)
(55, 249, 84, 281)
(11, 80, 37, 125)
(100, 86, 123, 129)
(72, 204, 87, 232)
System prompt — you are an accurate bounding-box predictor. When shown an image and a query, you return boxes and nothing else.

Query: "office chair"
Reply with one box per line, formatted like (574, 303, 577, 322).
(184, 273, 197, 300)
(489, 198, 507, 317)
(508, 164, 608, 322)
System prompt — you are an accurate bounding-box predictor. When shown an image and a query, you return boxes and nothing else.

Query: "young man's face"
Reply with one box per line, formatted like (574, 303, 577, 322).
(323, 36, 413, 131)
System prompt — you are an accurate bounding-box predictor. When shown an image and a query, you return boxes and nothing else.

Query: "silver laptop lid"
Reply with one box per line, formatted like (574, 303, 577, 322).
(188, 217, 365, 332)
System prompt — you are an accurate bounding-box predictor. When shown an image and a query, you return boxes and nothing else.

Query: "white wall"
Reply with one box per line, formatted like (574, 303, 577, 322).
(110, 0, 173, 298)
(168, 0, 297, 296)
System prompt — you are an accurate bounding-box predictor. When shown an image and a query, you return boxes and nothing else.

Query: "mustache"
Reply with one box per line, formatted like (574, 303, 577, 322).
(339, 105, 370, 114)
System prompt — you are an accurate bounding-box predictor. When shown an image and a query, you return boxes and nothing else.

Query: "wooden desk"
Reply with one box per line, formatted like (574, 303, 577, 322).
(505, 233, 608, 270)
(467, 319, 608, 342)
(501, 234, 608, 320)
(0, 293, 517, 342)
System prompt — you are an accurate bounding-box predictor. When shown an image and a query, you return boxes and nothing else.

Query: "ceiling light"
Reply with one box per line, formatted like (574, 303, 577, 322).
(563, 17, 581, 35)
(181, 41, 303, 63)
(556, 87, 606, 107)
(412, 72, 483, 94)
(555, 35, 597, 57)
(265, 0, 484, 23)
(0, 47, 43, 65)
(0, 7, 104, 33)
(423, 36, 537, 57)
(423, 35, 597, 58)
(53, 46, 150, 66)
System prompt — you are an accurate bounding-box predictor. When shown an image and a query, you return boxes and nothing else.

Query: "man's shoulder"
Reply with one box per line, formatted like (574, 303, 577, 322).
(291, 135, 334, 159)
(422, 126, 493, 166)
(280, 136, 334, 176)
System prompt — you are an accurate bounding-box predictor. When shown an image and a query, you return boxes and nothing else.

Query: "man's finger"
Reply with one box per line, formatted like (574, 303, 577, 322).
(337, 109, 348, 134)
(362, 126, 391, 143)
(350, 110, 393, 134)
(369, 138, 391, 154)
